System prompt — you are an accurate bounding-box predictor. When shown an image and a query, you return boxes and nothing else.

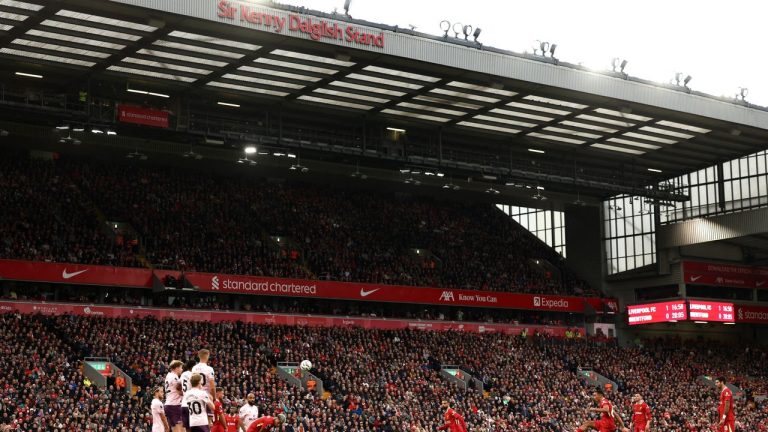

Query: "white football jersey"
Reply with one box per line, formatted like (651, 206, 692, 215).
(239, 403, 260, 429)
(180, 371, 193, 395)
(192, 362, 215, 391)
(183, 388, 211, 427)
(164, 372, 182, 406)
(151, 398, 165, 432)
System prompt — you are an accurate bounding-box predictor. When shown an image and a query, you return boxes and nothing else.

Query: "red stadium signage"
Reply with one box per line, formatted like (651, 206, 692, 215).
(0, 259, 154, 288)
(687, 300, 735, 323)
(627, 300, 687, 325)
(216, 0, 384, 48)
(117, 105, 170, 128)
(735, 304, 768, 324)
(186, 271, 610, 313)
(0, 260, 617, 313)
(683, 260, 768, 289)
(0, 300, 578, 336)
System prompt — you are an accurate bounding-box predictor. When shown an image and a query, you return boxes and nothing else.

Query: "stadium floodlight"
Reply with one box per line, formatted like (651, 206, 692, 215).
(72, 126, 85, 132)
(452, 22, 463, 38)
(612, 58, 628, 73)
(738, 87, 749, 101)
(244, 146, 257, 155)
(91, 128, 103, 134)
(647, 168, 662, 173)
(674, 72, 683, 86)
(549, 43, 557, 58)
(387, 127, 406, 133)
(462, 25, 473, 41)
(440, 20, 451, 38)
(528, 148, 545, 154)
(539, 41, 550, 55)
(15, 71, 43, 79)
(683, 75, 692, 87)
(107, 130, 117, 136)
(620, 59, 628, 73)
(473, 27, 482, 42)
(343, 0, 351, 15)
(56, 125, 69, 130)
(218, 101, 240, 108)
(485, 187, 500, 195)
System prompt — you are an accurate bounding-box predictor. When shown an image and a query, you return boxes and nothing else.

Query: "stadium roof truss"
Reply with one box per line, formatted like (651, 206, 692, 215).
(1, 0, 768, 184)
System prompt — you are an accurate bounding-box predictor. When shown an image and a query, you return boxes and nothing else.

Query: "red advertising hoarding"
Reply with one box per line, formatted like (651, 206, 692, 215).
(0, 259, 155, 288)
(688, 300, 735, 323)
(0, 300, 577, 336)
(735, 304, 768, 324)
(0, 259, 616, 313)
(117, 104, 169, 128)
(186, 271, 608, 313)
(627, 300, 688, 325)
(683, 261, 768, 289)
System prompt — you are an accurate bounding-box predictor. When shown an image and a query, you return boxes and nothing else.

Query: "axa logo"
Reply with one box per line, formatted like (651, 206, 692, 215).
(211, 275, 220, 290)
(439, 291, 455, 302)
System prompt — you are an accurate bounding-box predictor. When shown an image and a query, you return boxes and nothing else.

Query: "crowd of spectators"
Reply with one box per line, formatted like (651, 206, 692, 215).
(0, 150, 595, 296)
(0, 312, 148, 431)
(0, 153, 137, 267)
(2, 310, 764, 432)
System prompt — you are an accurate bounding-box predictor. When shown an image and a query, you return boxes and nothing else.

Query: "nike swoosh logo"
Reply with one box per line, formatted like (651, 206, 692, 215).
(690, 275, 702, 282)
(62, 269, 88, 279)
(359, 288, 380, 297)
(757, 281, 765, 287)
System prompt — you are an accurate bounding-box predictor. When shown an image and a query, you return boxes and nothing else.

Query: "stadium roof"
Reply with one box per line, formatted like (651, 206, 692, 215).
(1, 0, 767, 199)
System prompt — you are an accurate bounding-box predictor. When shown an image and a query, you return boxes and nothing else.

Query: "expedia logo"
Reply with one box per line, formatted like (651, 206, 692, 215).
(439, 291, 455, 302)
(84, 307, 91, 314)
(212, 275, 220, 290)
(533, 297, 570, 309)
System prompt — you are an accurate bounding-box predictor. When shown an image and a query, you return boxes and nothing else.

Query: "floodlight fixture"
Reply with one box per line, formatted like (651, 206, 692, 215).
(683, 75, 692, 86)
(452, 22, 463, 38)
(549, 43, 557, 57)
(440, 20, 451, 37)
(462, 24, 472, 40)
(473, 27, 482, 42)
(343, 0, 351, 15)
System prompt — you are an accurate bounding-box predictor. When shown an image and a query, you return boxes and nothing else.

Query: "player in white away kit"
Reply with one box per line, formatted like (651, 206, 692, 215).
(152, 386, 171, 432)
(239, 393, 259, 431)
(180, 359, 197, 431)
(164, 360, 184, 432)
(192, 349, 216, 398)
(192, 348, 216, 424)
(183, 373, 215, 432)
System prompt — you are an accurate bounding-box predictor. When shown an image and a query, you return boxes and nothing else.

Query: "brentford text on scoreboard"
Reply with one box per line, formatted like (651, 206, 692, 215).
(217, 0, 385, 48)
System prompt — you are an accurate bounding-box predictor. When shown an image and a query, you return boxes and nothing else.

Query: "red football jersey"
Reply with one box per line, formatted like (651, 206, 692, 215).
(719, 387, 735, 420)
(632, 402, 651, 425)
(247, 416, 276, 432)
(211, 401, 226, 432)
(600, 398, 616, 426)
(225, 414, 240, 432)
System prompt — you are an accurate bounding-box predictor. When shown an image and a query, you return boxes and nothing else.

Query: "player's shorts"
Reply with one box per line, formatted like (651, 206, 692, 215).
(182, 406, 190, 429)
(164, 404, 182, 426)
(717, 419, 735, 432)
(211, 425, 226, 432)
(190, 426, 210, 432)
(633, 425, 647, 432)
(594, 419, 617, 432)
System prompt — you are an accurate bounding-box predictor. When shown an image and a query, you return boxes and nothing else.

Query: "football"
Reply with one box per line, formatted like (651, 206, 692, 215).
(300, 360, 313, 371)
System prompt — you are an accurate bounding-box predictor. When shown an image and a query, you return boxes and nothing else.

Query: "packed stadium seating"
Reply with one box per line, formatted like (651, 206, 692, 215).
(0, 150, 595, 296)
(2, 311, 765, 431)
(0, 153, 138, 268)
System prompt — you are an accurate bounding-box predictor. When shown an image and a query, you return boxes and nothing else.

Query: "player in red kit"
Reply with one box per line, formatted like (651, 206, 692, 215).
(438, 400, 467, 432)
(246, 414, 285, 432)
(210, 389, 227, 432)
(715, 376, 735, 432)
(224, 407, 240, 432)
(576, 389, 629, 432)
(630, 394, 652, 432)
